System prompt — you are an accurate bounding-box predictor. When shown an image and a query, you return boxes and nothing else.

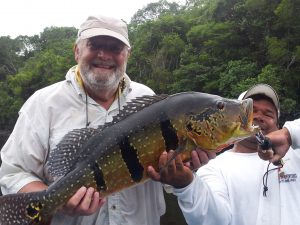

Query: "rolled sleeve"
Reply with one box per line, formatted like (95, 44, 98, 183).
(0, 107, 48, 194)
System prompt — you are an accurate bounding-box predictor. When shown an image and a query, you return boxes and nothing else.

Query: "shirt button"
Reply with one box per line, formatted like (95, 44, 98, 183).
(111, 205, 116, 210)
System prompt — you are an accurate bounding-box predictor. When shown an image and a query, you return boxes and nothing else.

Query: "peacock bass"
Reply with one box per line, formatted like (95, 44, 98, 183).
(0, 92, 259, 225)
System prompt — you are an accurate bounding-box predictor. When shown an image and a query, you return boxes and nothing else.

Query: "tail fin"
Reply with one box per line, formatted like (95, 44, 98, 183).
(0, 191, 51, 225)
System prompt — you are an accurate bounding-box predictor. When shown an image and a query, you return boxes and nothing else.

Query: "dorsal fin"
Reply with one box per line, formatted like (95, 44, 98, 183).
(107, 94, 169, 125)
(93, 94, 169, 131)
(47, 127, 101, 177)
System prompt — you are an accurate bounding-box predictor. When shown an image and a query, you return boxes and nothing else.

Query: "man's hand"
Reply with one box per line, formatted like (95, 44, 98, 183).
(148, 150, 194, 188)
(184, 148, 216, 170)
(258, 128, 292, 164)
(61, 186, 106, 216)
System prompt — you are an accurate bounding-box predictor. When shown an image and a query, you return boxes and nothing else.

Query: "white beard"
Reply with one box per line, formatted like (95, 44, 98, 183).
(79, 60, 126, 91)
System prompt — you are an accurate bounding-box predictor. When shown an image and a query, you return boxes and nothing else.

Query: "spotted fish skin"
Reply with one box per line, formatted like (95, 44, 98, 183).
(0, 92, 258, 225)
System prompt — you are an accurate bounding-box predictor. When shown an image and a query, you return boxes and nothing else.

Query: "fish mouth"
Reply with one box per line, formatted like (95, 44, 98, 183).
(241, 98, 260, 134)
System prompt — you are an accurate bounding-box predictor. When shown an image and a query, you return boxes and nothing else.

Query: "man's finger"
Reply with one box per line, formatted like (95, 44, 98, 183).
(77, 187, 95, 212)
(174, 153, 184, 171)
(197, 150, 210, 165)
(87, 191, 101, 214)
(190, 150, 201, 169)
(158, 151, 168, 169)
(166, 150, 176, 173)
(66, 186, 87, 209)
(206, 151, 216, 160)
(147, 166, 161, 181)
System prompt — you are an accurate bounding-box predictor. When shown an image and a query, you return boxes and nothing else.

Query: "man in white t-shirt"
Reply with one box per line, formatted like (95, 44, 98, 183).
(148, 84, 300, 225)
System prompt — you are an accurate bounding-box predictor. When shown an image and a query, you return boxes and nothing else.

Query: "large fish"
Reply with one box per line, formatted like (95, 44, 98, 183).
(0, 92, 259, 225)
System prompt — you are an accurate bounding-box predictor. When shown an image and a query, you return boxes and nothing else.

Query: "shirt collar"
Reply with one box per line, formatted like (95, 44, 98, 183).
(75, 65, 84, 90)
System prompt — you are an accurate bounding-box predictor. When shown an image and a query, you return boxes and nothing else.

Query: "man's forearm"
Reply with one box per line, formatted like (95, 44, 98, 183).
(18, 181, 48, 193)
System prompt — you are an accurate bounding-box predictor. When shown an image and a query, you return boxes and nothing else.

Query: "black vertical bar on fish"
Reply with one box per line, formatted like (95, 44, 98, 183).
(91, 162, 107, 191)
(119, 137, 144, 182)
(160, 119, 179, 152)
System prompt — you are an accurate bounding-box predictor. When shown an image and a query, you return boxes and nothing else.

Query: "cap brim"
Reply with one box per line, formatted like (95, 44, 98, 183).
(79, 28, 131, 47)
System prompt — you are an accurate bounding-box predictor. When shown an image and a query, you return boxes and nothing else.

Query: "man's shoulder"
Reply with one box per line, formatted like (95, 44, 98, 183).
(128, 81, 155, 96)
(214, 151, 236, 161)
(33, 81, 67, 99)
(21, 80, 68, 110)
(198, 151, 238, 172)
(38, 80, 66, 93)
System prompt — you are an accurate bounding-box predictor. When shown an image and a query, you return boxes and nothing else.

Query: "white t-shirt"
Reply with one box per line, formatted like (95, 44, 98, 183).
(173, 147, 300, 225)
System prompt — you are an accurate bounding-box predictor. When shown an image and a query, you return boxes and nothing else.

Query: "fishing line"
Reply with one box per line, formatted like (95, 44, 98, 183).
(117, 83, 121, 114)
(85, 93, 90, 127)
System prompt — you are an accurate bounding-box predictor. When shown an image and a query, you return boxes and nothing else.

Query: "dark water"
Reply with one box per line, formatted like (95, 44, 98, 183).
(0, 130, 10, 154)
(161, 191, 187, 225)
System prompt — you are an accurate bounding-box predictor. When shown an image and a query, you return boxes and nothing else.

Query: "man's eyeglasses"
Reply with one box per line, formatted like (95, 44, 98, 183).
(86, 40, 126, 54)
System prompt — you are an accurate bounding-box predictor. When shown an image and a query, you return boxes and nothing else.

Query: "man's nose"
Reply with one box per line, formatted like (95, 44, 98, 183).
(97, 49, 111, 59)
(253, 112, 264, 122)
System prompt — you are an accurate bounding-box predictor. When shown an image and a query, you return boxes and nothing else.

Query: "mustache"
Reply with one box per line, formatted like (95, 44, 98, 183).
(91, 59, 116, 67)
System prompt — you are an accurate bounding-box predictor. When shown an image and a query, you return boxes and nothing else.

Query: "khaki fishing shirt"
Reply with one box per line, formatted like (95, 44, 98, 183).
(0, 66, 165, 225)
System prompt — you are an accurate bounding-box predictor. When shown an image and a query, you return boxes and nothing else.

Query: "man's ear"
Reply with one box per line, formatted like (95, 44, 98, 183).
(74, 44, 79, 62)
(127, 48, 131, 58)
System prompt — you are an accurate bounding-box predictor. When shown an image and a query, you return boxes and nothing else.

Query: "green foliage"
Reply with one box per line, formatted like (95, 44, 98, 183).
(218, 60, 258, 97)
(281, 98, 297, 121)
(171, 62, 211, 93)
(257, 65, 282, 89)
(0, 82, 22, 129)
(0, 36, 24, 80)
(7, 49, 73, 100)
(128, 13, 189, 90)
(266, 37, 289, 65)
(1, 0, 300, 131)
(187, 21, 245, 60)
(0, 27, 76, 129)
(274, 0, 300, 26)
(130, 0, 182, 27)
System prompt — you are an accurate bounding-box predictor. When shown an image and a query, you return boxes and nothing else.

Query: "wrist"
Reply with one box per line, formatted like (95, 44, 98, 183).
(173, 172, 195, 189)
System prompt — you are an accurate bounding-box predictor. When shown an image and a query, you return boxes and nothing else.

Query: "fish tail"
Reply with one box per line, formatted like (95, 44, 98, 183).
(0, 190, 51, 225)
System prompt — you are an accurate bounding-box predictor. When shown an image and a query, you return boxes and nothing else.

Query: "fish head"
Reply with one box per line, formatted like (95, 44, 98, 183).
(185, 97, 259, 152)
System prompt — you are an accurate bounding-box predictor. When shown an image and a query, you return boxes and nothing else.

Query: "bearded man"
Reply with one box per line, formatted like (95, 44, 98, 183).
(0, 15, 166, 225)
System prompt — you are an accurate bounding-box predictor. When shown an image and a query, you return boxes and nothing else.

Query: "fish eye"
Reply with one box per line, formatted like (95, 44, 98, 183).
(217, 101, 225, 110)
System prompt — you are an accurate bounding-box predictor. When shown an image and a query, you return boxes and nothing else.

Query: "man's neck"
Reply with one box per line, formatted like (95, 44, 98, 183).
(234, 137, 258, 153)
(85, 85, 119, 110)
